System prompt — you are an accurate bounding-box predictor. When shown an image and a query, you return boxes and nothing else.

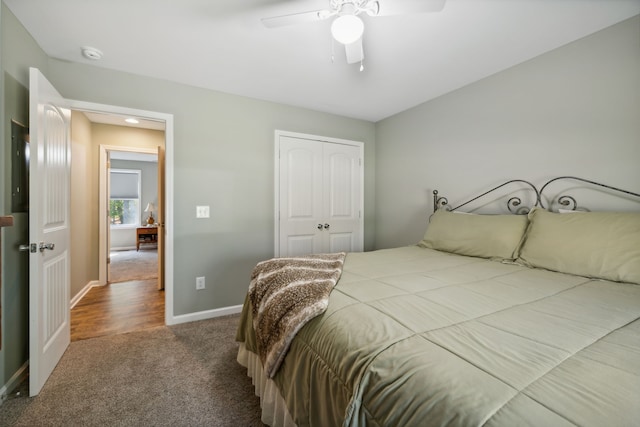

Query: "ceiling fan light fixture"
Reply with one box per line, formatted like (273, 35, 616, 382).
(331, 15, 364, 45)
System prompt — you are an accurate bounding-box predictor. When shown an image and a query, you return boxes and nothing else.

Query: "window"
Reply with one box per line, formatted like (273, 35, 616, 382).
(110, 169, 141, 227)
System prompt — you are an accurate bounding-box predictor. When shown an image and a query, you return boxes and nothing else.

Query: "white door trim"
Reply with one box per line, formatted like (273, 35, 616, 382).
(273, 130, 364, 257)
(66, 99, 176, 326)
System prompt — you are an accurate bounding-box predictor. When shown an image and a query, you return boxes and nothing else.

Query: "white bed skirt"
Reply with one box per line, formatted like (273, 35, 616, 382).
(237, 343, 297, 427)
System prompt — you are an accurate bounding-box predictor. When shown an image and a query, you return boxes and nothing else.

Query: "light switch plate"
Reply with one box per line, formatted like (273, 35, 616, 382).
(196, 205, 210, 218)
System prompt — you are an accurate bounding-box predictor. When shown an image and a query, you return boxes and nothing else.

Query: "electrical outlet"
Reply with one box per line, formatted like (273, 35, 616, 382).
(196, 276, 205, 290)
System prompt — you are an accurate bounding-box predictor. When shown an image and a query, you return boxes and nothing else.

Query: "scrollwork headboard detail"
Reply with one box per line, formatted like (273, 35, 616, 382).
(434, 179, 539, 215)
(434, 176, 640, 214)
(538, 176, 640, 212)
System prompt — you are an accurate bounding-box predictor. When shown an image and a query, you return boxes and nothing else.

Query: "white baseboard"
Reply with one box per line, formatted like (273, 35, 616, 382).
(0, 361, 29, 405)
(70, 279, 243, 327)
(70, 280, 102, 309)
(168, 305, 243, 325)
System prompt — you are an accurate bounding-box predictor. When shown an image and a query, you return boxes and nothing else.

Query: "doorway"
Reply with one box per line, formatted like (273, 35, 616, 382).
(27, 68, 175, 396)
(108, 151, 159, 284)
(69, 113, 167, 341)
(64, 100, 175, 327)
(105, 148, 161, 284)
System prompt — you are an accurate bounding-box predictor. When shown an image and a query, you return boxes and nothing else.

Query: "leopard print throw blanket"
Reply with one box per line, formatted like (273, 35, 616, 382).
(249, 252, 346, 378)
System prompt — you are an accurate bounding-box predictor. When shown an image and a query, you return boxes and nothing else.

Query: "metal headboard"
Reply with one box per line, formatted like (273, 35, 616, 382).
(434, 179, 539, 214)
(433, 176, 640, 214)
(538, 176, 640, 211)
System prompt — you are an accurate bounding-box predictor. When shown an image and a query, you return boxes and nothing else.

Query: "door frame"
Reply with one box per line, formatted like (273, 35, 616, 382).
(67, 99, 176, 325)
(273, 130, 364, 257)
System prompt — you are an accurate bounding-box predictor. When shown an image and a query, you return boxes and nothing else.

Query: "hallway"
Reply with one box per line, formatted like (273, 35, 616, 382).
(70, 279, 164, 341)
(70, 248, 163, 341)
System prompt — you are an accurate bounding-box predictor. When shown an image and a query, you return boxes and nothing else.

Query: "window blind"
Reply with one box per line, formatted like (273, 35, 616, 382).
(110, 170, 140, 199)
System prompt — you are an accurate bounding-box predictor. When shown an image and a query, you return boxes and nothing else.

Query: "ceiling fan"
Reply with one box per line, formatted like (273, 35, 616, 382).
(261, 0, 447, 68)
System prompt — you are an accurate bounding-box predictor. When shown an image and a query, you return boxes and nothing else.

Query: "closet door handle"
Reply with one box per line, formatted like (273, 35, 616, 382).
(317, 224, 323, 230)
(324, 224, 330, 229)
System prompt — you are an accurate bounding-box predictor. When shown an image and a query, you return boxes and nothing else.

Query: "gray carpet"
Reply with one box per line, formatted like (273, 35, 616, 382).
(0, 314, 265, 426)
(109, 249, 158, 283)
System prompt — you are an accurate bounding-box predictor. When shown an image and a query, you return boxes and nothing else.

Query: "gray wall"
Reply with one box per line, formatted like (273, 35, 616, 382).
(0, 3, 375, 390)
(1, 2, 49, 393)
(375, 15, 640, 249)
(43, 60, 377, 317)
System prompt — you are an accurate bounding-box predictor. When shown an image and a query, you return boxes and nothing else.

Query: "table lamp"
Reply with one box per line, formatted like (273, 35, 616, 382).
(144, 203, 156, 225)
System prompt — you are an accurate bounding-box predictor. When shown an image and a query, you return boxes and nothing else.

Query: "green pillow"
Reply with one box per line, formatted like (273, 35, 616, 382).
(419, 210, 529, 260)
(518, 208, 640, 284)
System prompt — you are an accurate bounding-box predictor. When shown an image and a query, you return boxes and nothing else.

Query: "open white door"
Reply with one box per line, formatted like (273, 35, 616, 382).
(28, 68, 71, 396)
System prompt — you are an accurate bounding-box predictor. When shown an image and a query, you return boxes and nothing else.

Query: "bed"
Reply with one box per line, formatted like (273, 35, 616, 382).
(236, 176, 640, 426)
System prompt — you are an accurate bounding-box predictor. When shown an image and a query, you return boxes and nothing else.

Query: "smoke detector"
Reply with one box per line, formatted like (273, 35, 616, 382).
(81, 46, 103, 60)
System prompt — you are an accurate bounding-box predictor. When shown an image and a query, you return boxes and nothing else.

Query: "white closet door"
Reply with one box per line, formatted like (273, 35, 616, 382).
(322, 143, 362, 253)
(277, 134, 363, 257)
(279, 136, 324, 257)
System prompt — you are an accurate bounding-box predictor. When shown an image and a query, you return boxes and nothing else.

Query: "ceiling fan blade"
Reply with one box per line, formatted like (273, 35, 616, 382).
(261, 9, 329, 28)
(344, 38, 364, 64)
(373, 0, 446, 17)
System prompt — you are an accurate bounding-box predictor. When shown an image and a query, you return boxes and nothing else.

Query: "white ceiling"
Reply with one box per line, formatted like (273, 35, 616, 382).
(5, 0, 639, 122)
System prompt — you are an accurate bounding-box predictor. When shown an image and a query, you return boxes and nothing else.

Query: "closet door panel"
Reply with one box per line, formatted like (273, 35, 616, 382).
(276, 133, 363, 257)
(278, 136, 323, 256)
(323, 143, 362, 253)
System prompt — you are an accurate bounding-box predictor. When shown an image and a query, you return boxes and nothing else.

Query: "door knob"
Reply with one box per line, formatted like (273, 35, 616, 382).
(317, 224, 323, 230)
(19, 243, 50, 253)
(39, 242, 55, 252)
(324, 224, 330, 229)
(19, 243, 36, 253)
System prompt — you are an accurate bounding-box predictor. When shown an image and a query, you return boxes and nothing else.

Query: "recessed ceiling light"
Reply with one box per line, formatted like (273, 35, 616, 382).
(125, 118, 140, 124)
(81, 46, 103, 60)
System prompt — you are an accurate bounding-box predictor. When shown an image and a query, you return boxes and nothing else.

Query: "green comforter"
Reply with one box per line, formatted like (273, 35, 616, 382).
(237, 246, 640, 426)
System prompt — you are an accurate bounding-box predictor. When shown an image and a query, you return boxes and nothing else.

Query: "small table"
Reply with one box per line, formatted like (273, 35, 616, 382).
(136, 226, 158, 251)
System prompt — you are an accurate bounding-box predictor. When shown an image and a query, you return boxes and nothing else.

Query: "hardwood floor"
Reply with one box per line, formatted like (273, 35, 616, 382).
(70, 279, 164, 341)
